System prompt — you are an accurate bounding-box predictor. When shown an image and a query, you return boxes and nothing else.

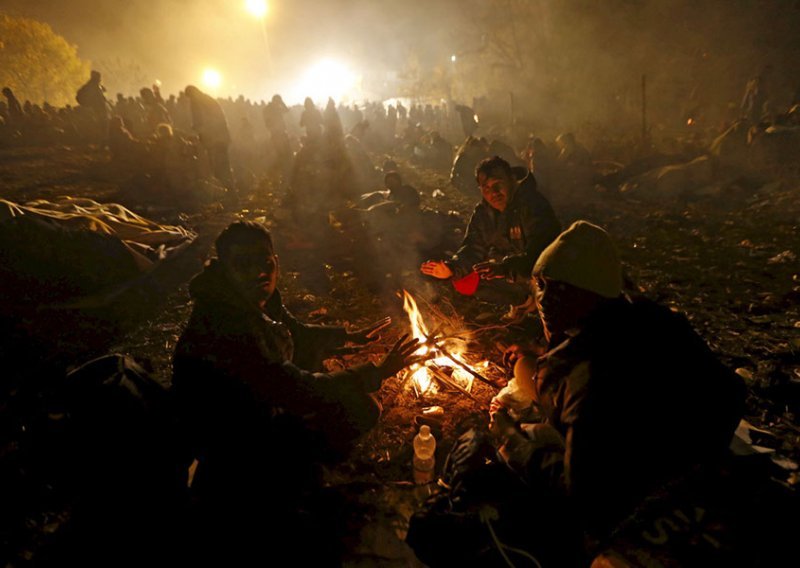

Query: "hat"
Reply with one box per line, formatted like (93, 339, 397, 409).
(533, 221, 622, 298)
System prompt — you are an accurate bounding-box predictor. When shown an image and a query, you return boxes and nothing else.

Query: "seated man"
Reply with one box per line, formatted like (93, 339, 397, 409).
(408, 221, 745, 566)
(421, 155, 561, 304)
(173, 221, 420, 562)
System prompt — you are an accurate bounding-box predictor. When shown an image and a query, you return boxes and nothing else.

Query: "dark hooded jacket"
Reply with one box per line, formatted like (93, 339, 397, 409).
(447, 168, 561, 280)
(173, 260, 382, 495)
(501, 297, 746, 535)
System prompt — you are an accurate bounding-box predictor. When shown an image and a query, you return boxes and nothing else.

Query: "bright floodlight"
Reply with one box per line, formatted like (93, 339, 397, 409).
(450, 54, 457, 63)
(202, 68, 222, 90)
(292, 59, 357, 103)
(245, 0, 268, 18)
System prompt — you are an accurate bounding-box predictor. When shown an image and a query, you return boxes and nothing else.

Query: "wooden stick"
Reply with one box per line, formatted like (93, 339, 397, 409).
(421, 328, 499, 389)
(428, 365, 479, 401)
(436, 343, 499, 389)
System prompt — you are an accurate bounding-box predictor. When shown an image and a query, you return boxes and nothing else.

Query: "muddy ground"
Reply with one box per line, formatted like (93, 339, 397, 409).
(1, 143, 798, 564)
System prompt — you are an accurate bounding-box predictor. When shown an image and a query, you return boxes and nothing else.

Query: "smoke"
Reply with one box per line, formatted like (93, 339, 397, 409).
(3, 0, 799, 136)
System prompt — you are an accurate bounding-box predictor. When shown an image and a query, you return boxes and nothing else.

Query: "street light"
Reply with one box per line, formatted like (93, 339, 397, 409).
(244, 0, 274, 77)
(202, 68, 222, 91)
(245, 0, 268, 18)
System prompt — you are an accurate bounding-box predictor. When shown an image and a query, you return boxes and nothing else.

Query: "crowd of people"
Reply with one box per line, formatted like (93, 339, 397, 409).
(4, 67, 796, 566)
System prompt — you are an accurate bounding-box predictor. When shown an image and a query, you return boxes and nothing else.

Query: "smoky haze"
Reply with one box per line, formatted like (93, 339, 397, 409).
(2, 0, 799, 133)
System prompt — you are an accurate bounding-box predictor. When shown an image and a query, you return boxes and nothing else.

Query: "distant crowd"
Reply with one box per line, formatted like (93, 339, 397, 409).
(2, 68, 799, 211)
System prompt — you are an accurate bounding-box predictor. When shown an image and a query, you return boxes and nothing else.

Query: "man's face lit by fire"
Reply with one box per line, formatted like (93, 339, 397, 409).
(477, 170, 513, 212)
(533, 274, 603, 343)
(227, 241, 279, 305)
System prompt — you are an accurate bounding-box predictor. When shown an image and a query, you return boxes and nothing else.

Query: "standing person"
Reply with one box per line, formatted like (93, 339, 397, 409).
(2, 87, 24, 125)
(173, 221, 422, 562)
(421, 155, 560, 305)
(184, 85, 233, 186)
(76, 70, 109, 117)
(300, 96, 323, 142)
(262, 94, 292, 186)
(323, 97, 344, 139)
(263, 94, 289, 137)
(454, 103, 479, 138)
(76, 70, 109, 141)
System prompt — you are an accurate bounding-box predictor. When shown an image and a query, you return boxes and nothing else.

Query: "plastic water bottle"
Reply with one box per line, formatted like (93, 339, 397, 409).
(413, 424, 436, 485)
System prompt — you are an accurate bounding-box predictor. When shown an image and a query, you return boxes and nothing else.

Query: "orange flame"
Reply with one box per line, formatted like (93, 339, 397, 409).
(401, 290, 476, 395)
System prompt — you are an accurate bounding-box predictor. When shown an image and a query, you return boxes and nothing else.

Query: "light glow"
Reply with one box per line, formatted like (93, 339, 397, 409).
(401, 290, 476, 396)
(289, 58, 358, 104)
(245, 0, 268, 19)
(202, 68, 222, 90)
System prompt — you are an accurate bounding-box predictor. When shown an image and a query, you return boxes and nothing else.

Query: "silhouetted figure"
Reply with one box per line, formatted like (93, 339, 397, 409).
(140, 87, 171, 136)
(76, 70, 109, 142)
(184, 85, 233, 187)
(300, 97, 323, 142)
(2, 87, 24, 125)
(455, 103, 479, 138)
(323, 97, 343, 139)
(262, 94, 292, 185)
(263, 94, 289, 136)
(76, 71, 108, 117)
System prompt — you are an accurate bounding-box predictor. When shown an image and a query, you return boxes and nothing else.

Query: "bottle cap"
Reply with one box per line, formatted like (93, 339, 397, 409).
(419, 424, 431, 438)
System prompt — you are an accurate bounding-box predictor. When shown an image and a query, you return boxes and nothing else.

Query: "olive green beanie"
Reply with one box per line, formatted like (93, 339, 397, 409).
(533, 220, 622, 298)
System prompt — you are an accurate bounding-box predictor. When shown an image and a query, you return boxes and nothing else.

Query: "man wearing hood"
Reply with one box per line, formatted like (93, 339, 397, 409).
(421, 155, 561, 304)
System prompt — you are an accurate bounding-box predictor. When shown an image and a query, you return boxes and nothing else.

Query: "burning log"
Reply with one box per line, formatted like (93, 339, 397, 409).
(428, 364, 479, 401)
(401, 289, 496, 397)
(432, 342, 499, 390)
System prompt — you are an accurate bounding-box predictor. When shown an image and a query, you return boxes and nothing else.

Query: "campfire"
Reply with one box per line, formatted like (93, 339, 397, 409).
(401, 290, 490, 397)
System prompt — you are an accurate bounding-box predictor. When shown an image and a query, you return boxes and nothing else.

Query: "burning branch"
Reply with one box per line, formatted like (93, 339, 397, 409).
(431, 338, 499, 390)
(401, 289, 499, 397)
(428, 364, 479, 401)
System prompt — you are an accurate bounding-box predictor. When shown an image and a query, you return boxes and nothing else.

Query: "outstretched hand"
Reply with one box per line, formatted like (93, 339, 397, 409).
(375, 334, 428, 379)
(420, 260, 453, 280)
(347, 316, 392, 344)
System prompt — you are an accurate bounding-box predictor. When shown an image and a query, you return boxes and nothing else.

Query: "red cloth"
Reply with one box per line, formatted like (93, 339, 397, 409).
(452, 271, 480, 295)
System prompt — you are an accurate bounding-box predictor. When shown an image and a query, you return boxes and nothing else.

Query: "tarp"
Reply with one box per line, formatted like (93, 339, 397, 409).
(0, 197, 196, 307)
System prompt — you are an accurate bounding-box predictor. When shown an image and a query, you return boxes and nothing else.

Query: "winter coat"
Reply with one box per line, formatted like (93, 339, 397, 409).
(448, 168, 561, 280)
(173, 260, 383, 493)
(500, 297, 745, 535)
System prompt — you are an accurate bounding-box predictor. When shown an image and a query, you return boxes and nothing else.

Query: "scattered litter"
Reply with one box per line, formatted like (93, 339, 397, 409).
(770, 455, 799, 471)
(767, 250, 797, 265)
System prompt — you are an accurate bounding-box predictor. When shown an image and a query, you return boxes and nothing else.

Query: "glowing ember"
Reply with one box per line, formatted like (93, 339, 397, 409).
(401, 290, 480, 396)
